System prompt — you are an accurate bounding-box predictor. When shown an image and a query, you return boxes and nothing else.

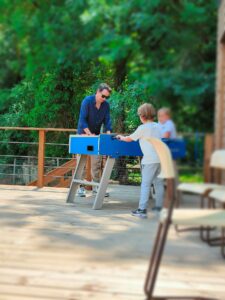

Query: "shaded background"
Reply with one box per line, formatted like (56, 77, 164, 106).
(0, 0, 218, 184)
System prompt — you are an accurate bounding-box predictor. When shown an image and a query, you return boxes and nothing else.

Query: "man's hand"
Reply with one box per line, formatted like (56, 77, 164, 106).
(83, 128, 93, 135)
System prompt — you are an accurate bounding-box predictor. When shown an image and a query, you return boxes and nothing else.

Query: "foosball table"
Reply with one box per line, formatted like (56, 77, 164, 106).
(66, 134, 186, 209)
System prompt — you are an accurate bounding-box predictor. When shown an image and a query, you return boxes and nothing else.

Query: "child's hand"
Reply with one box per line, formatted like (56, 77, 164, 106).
(116, 135, 133, 142)
(116, 135, 123, 140)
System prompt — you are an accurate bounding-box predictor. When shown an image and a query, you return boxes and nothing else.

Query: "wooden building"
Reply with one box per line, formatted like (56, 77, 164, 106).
(215, 0, 225, 149)
(213, 0, 225, 184)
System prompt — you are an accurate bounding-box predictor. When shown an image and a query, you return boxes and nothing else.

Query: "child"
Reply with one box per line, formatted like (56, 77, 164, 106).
(116, 103, 164, 218)
(157, 107, 177, 138)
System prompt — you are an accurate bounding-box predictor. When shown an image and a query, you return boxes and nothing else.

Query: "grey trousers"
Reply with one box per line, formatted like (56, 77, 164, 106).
(139, 163, 164, 210)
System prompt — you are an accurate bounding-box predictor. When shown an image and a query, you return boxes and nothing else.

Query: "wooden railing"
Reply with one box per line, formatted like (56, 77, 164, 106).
(0, 127, 77, 188)
(0, 127, 216, 187)
(203, 134, 214, 182)
(27, 158, 77, 187)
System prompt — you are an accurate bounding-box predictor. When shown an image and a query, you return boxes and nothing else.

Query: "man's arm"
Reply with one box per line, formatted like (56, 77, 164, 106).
(103, 105, 112, 133)
(79, 99, 92, 134)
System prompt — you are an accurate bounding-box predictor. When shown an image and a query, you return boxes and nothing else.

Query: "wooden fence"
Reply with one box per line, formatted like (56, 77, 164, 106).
(0, 127, 77, 188)
(0, 127, 216, 187)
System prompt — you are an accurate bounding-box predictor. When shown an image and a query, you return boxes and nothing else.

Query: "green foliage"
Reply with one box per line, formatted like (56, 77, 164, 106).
(179, 171, 203, 183)
(0, 0, 218, 158)
(110, 81, 159, 133)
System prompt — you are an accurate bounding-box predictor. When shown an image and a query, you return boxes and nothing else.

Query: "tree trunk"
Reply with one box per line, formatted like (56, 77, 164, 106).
(113, 58, 129, 184)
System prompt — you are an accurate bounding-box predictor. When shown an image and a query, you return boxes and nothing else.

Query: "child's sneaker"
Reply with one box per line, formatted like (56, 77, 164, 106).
(151, 206, 162, 212)
(131, 208, 147, 219)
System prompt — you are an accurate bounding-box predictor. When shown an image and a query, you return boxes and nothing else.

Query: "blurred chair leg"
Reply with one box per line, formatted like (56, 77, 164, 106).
(145, 220, 220, 299)
(201, 199, 223, 245)
(221, 228, 225, 259)
(144, 222, 170, 300)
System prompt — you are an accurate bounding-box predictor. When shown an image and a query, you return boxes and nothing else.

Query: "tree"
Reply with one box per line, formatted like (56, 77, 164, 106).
(0, 0, 217, 137)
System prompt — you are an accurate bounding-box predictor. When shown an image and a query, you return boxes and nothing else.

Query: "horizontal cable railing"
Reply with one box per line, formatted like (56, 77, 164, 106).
(0, 127, 213, 187)
(0, 127, 77, 187)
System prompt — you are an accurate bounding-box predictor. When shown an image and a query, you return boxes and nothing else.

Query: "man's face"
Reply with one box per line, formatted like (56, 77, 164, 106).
(96, 88, 111, 103)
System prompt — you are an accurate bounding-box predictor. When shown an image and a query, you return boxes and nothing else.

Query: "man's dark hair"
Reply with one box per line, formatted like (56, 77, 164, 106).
(98, 83, 112, 93)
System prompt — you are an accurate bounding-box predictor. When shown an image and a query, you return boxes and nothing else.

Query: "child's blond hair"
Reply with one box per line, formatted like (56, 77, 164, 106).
(138, 103, 155, 120)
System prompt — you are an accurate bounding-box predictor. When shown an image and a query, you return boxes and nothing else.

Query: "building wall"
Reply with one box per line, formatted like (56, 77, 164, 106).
(218, 0, 225, 41)
(214, 0, 225, 183)
(215, 0, 225, 149)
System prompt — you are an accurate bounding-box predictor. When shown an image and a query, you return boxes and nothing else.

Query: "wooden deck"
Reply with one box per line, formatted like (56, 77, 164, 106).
(0, 184, 224, 300)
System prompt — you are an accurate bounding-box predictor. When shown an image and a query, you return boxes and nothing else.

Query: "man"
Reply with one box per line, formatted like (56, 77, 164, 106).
(77, 83, 112, 197)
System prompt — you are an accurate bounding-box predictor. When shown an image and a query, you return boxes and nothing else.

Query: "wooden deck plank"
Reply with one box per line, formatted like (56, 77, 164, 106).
(0, 184, 224, 299)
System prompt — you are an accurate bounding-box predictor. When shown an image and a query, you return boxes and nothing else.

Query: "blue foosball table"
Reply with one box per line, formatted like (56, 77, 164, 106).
(66, 134, 186, 209)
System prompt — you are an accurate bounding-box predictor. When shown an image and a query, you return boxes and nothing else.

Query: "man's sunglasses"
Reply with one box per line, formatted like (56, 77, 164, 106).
(101, 93, 110, 99)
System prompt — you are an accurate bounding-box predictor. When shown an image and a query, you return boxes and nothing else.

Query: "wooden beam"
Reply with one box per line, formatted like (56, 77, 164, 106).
(215, 43, 225, 149)
(0, 126, 77, 132)
(203, 134, 214, 183)
(37, 130, 46, 188)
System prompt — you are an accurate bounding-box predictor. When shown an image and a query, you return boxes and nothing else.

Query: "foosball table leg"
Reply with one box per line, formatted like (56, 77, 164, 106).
(66, 154, 87, 203)
(92, 157, 115, 209)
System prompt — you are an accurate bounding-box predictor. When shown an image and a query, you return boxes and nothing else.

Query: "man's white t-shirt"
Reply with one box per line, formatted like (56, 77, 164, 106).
(129, 122, 161, 164)
(158, 119, 177, 138)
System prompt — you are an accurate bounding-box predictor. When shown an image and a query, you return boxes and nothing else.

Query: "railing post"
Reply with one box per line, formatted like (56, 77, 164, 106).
(203, 134, 214, 183)
(37, 130, 46, 188)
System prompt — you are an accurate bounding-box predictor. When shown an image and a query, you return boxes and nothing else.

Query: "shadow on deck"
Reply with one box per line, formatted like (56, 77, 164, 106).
(0, 184, 224, 300)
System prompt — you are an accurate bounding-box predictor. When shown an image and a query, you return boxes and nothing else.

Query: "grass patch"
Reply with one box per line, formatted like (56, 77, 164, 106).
(179, 171, 203, 183)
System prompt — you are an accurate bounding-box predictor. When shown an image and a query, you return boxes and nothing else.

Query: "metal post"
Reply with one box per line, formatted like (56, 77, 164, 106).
(13, 158, 16, 185)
